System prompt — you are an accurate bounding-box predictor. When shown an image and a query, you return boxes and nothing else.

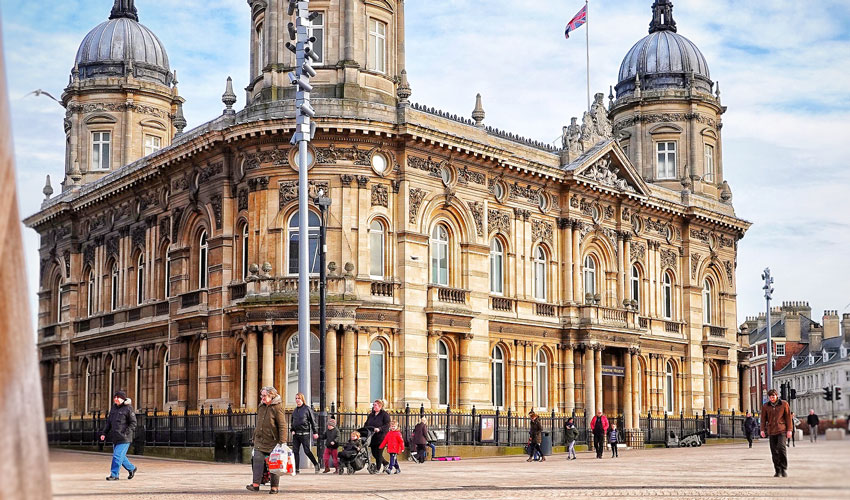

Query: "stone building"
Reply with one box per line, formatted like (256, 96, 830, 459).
(28, 0, 751, 431)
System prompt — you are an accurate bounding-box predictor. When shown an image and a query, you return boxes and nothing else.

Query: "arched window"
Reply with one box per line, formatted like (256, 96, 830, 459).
(110, 263, 119, 311)
(438, 339, 449, 406)
(54, 276, 62, 324)
(370, 340, 385, 401)
(491, 346, 505, 408)
(256, 23, 264, 77)
(631, 265, 640, 310)
(242, 225, 249, 281)
(706, 365, 714, 411)
(164, 246, 172, 298)
(583, 255, 596, 297)
(431, 224, 449, 286)
(134, 354, 142, 408)
(662, 272, 673, 319)
(198, 230, 209, 289)
(536, 350, 548, 409)
(83, 360, 92, 415)
(162, 352, 169, 407)
(286, 333, 320, 405)
(533, 246, 547, 301)
(489, 239, 504, 294)
(136, 254, 145, 305)
(702, 279, 713, 325)
(240, 343, 247, 407)
(369, 220, 385, 278)
(635, 366, 642, 415)
(287, 211, 321, 275)
(665, 361, 674, 414)
(87, 271, 96, 317)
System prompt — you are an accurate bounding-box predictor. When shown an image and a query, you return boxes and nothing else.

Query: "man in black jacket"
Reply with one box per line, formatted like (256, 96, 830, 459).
(806, 409, 819, 442)
(99, 390, 137, 481)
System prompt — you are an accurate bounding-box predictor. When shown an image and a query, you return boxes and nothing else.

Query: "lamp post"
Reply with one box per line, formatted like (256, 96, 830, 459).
(314, 188, 331, 459)
(761, 268, 775, 401)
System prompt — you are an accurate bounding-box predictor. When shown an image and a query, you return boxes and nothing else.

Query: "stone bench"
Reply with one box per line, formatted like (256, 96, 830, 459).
(825, 428, 845, 440)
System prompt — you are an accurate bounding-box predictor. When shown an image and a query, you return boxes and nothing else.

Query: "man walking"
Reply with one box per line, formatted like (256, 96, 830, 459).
(590, 410, 609, 459)
(806, 409, 819, 442)
(743, 410, 758, 448)
(99, 390, 138, 481)
(760, 388, 793, 477)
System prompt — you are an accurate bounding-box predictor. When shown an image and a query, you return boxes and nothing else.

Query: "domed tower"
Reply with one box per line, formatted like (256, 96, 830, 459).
(245, 0, 406, 108)
(610, 0, 730, 202)
(61, 0, 185, 189)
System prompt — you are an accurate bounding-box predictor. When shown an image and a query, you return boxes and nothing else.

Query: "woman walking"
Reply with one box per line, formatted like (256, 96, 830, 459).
(290, 392, 320, 474)
(564, 417, 578, 460)
(247, 386, 286, 493)
(99, 390, 137, 481)
(363, 399, 391, 470)
(411, 417, 429, 463)
(527, 412, 544, 462)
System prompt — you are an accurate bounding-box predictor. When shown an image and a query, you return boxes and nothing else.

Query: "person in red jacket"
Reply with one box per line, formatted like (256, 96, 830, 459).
(379, 420, 405, 474)
(590, 410, 610, 459)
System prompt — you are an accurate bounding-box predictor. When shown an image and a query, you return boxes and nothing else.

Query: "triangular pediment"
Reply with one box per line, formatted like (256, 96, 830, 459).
(564, 139, 650, 197)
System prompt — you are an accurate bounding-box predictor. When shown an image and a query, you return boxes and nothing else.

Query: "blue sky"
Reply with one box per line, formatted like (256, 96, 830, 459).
(2, 0, 850, 328)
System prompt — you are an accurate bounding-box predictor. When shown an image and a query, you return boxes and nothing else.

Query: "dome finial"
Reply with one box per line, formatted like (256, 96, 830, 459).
(649, 0, 676, 34)
(110, 0, 139, 22)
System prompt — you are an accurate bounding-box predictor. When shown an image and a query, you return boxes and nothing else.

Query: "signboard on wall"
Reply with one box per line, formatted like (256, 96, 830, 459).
(479, 415, 496, 442)
(602, 365, 625, 377)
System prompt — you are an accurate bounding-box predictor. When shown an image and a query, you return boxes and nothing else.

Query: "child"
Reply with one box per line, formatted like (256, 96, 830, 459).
(564, 417, 578, 460)
(338, 430, 362, 473)
(411, 417, 429, 464)
(321, 419, 340, 473)
(608, 423, 619, 458)
(379, 420, 405, 474)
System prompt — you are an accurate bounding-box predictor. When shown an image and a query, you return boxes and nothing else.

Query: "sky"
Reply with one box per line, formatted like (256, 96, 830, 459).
(1, 0, 849, 331)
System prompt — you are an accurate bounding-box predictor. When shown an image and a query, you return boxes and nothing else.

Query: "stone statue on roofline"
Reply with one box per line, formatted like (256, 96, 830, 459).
(561, 92, 614, 164)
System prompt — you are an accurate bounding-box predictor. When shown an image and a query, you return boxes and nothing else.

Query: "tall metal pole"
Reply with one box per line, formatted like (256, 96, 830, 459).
(762, 268, 774, 400)
(316, 192, 330, 460)
(585, 0, 591, 112)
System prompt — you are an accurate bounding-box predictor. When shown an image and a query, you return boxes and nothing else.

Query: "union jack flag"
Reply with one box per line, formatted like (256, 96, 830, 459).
(564, 4, 587, 39)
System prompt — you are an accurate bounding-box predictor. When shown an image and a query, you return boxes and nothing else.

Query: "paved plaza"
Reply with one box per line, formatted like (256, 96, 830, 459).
(50, 440, 850, 499)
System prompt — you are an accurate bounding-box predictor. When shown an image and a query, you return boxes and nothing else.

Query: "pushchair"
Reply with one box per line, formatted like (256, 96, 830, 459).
(338, 427, 381, 475)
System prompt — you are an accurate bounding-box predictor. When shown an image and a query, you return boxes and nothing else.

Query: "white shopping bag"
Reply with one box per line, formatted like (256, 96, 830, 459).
(283, 445, 296, 476)
(268, 444, 288, 476)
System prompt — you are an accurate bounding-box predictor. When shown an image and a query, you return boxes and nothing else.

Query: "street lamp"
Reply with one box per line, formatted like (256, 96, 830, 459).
(314, 188, 331, 459)
(761, 268, 775, 400)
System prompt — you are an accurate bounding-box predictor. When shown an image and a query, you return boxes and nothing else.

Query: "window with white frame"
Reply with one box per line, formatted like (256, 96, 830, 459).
(431, 224, 449, 286)
(164, 250, 172, 298)
(438, 340, 449, 406)
(286, 333, 320, 406)
(656, 141, 676, 179)
(489, 239, 504, 295)
(776, 343, 785, 357)
(368, 19, 387, 73)
(256, 23, 264, 77)
(162, 352, 169, 407)
(134, 355, 142, 407)
(706, 365, 714, 411)
(635, 368, 642, 414)
(583, 255, 596, 297)
(704, 144, 715, 183)
(702, 279, 712, 324)
(198, 230, 209, 289)
(84, 361, 92, 414)
(369, 340, 385, 402)
(533, 246, 547, 301)
(144, 135, 161, 156)
(240, 343, 247, 407)
(91, 131, 111, 170)
(662, 272, 673, 319)
(665, 361, 674, 413)
(369, 220, 385, 278)
(87, 271, 96, 316)
(631, 265, 640, 309)
(491, 345, 504, 408)
(242, 226, 249, 281)
(137, 254, 145, 305)
(309, 12, 324, 65)
(110, 263, 119, 311)
(536, 349, 548, 409)
(107, 358, 115, 408)
(287, 211, 320, 275)
(55, 277, 62, 323)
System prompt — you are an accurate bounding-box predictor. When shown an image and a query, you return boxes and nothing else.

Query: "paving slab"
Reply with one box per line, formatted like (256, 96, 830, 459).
(49, 439, 850, 500)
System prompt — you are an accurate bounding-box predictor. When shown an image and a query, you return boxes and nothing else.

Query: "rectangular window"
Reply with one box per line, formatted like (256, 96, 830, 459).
(256, 23, 264, 77)
(91, 132, 111, 170)
(704, 144, 715, 183)
(144, 135, 161, 156)
(656, 141, 676, 179)
(438, 357, 448, 406)
(368, 19, 387, 74)
(310, 12, 324, 65)
(775, 343, 785, 357)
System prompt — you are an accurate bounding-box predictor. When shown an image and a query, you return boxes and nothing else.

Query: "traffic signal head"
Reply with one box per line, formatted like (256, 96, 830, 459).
(823, 386, 833, 401)
(836, 387, 842, 400)
(790, 388, 797, 400)
(780, 383, 788, 401)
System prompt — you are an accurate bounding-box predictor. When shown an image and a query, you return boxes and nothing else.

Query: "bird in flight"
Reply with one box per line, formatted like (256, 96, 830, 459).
(23, 89, 61, 104)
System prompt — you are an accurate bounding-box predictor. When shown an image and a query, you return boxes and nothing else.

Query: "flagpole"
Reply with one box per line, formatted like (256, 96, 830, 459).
(585, 0, 590, 112)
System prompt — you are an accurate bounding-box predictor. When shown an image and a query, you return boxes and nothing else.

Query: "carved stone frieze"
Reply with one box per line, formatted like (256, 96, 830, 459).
(63, 250, 71, 278)
(279, 180, 329, 208)
(407, 155, 445, 178)
(577, 155, 636, 193)
(409, 188, 427, 224)
(613, 112, 717, 135)
(468, 201, 484, 236)
(131, 225, 146, 250)
(66, 102, 167, 119)
(106, 236, 119, 259)
(83, 245, 95, 268)
(171, 207, 183, 241)
(630, 241, 646, 262)
(210, 194, 222, 229)
(691, 253, 702, 279)
(604, 205, 615, 220)
(690, 228, 710, 242)
(724, 260, 734, 283)
(509, 182, 540, 204)
(238, 188, 248, 211)
(532, 219, 553, 244)
(159, 217, 169, 242)
(489, 209, 511, 235)
(199, 162, 223, 183)
(719, 234, 735, 249)
(371, 184, 388, 207)
(244, 149, 288, 170)
(457, 166, 485, 185)
(315, 144, 374, 166)
(621, 207, 631, 221)
(660, 248, 678, 271)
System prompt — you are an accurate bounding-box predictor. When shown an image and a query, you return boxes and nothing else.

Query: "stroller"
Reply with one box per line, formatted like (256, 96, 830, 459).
(338, 427, 381, 475)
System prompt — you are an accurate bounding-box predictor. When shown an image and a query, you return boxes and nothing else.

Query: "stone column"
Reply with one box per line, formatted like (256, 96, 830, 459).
(720, 362, 730, 411)
(459, 333, 472, 408)
(741, 366, 751, 413)
(564, 222, 574, 303)
(648, 354, 657, 413)
(326, 326, 338, 407)
(427, 332, 439, 408)
(624, 349, 633, 429)
(343, 326, 356, 409)
(572, 222, 582, 302)
(246, 328, 258, 409)
(584, 346, 595, 427)
(594, 346, 603, 412)
(198, 336, 207, 405)
(262, 326, 274, 389)
(525, 342, 533, 411)
(617, 234, 625, 305)
(564, 344, 575, 413)
(631, 351, 640, 428)
(703, 359, 712, 411)
(623, 235, 632, 302)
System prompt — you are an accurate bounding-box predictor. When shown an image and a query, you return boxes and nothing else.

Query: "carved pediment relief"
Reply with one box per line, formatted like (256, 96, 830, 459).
(84, 113, 117, 125)
(568, 142, 650, 198)
(365, 0, 394, 14)
(648, 123, 683, 135)
(576, 155, 636, 193)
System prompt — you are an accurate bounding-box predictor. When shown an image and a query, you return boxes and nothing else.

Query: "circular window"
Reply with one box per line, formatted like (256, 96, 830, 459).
(591, 204, 602, 223)
(631, 214, 642, 235)
(708, 233, 718, 251)
(664, 224, 674, 243)
(289, 145, 316, 171)
(440, 166, 452, 186)
(538, 192, 549, 212)
(371, 153, 388, 175)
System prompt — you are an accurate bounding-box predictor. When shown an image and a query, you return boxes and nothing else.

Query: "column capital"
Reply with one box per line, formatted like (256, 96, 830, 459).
(427, 330, 441, 338)
(461, 332, 474, 341)
(629, 345, 641, 355)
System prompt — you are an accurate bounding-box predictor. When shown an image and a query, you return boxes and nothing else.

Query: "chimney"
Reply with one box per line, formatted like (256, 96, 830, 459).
(757, 312, 766, 331)
(842, 313, 850, 344)
(823, 310, 840, 339)
(809, 325, 823, 352)
(744, 316, 759, 333)
(785, 311, 801, 342)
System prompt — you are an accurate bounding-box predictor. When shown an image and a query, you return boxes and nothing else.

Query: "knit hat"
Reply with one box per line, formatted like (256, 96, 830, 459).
(328, 418, 337, 427)
(113, 390, 128, 401)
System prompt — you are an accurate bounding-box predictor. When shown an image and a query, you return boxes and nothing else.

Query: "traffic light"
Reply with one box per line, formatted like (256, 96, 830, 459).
(790, 388, 797, 400)
(835, 387, 842, 400)
(780, 382, 788, 401)
(823, 386, 833, 401)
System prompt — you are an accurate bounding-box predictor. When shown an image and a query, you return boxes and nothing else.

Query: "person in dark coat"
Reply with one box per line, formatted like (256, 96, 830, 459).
(411, 417, 429, 463)
(363, 399, 390, 469)
(564, 417, 578, 460)
(99, 390, 137, 481)
(321, 418, 340, 473)
(527, 412, 544, 462)
(806, 409, 819, 442)
(247, 386, 286, 493)
(590, 410, 609, 459)
(743, 410, 758, 448)
(290, 391, 320, 474)
(760, 388, 793, 477)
